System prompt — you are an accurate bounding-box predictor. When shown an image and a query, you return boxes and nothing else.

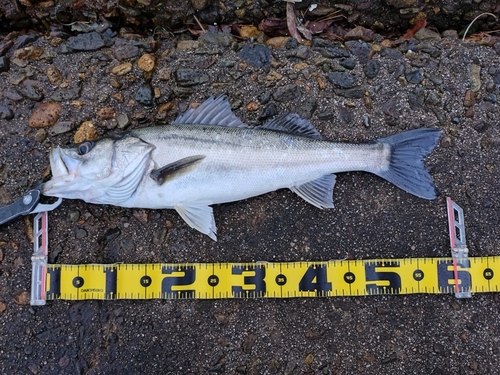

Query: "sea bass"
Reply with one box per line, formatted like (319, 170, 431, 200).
(43, 96, 441, 240)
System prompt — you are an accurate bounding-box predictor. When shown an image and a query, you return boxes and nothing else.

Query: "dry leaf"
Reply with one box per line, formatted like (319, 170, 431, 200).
(286, 3, 302, 43)
(401, 19, 427, 39)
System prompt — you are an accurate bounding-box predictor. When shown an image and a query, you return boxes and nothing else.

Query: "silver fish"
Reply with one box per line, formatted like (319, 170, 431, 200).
(43, 96, 441, 240)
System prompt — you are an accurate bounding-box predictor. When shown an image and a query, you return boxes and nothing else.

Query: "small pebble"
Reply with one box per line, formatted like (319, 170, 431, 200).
(111, 62, 132, 76)
(463, 89, 475, 107)
(34, 128, 47, 143)
(96, 107, 116, 120)
(364, 60, 380, 79)
(246, 101, 259, 111)
(405, 69, 423, 84)
(440, 135, 453, 148)
(47, 65, 63, 85)
(28, 102, 61, 128)
(137, 53, 156, 72)
(134, 83, 154, 106)
(68, 211, 80, 222)
(74, 120, 97, 143)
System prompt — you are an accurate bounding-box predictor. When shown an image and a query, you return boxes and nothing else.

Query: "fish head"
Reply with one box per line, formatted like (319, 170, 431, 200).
(43, 135, 154, 204)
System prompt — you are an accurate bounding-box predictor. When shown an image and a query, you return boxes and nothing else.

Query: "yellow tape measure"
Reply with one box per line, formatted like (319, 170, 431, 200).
(42, 257, 499, 300)
(29, 198, 497, 304)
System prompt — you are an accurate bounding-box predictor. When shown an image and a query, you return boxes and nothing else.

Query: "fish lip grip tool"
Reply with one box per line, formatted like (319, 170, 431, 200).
(0, 183, 62, 226)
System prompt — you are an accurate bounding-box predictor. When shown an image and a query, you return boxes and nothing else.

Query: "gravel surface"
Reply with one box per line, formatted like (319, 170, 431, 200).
(0, 25, 499, 374)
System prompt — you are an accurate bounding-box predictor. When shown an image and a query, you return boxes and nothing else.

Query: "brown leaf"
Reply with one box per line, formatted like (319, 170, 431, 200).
(239, 25, 261, 38)
(286, 3, 302, 43)
(306, 19, 334, 34)
(258, 17, 289, 37)
(297, 24, 312, 40)
(401, 19, 427, 39)
(14, 291, 30, 305)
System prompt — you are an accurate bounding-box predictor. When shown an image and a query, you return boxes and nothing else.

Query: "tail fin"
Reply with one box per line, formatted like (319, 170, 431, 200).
(374, 128, 442, 200)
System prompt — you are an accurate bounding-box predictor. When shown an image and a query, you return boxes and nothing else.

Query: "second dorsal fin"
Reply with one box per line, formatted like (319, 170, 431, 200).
(261, 113, 323, 139)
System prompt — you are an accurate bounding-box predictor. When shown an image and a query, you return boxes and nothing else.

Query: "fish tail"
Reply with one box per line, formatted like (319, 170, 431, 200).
(374, 128, 442, 199)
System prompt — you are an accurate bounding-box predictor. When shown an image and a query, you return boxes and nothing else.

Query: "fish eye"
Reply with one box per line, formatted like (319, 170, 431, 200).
(77, 141, 95, 155)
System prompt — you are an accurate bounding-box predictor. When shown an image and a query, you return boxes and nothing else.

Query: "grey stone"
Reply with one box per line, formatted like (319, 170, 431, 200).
(114, 44, 140, 61)
(175, 69, 210, 87)
(67, 32, 106, 51)
(0, 56, 9, 72)
(116, 113, 130, 129)
(312, 39, 350, 58)
(327, 72, 357, 89)
(0, 40, 13, 56)
(273, 84, 299, 102)
(285, 38, 298, 49)
(48, 121, 77, 136)
(394, 64, 405, 78)
(425, 91, 440, 106)
(428, 73, 443, 85)
(18, 83, 44, 101)
(345, 40, 371, 64)
(364, 60, 380, 79)
(337, 106, 353, 124)
(75, 228, 87, 239)
(135, 83, 154, 106)
(199, 32, 233, 48)
(258, 91, 272, 104)
(286, 45, 310, 60)
(3, 89, 23, 101)
(339, 58, 356, 70)
(51, 87, 81, 102)
(333, 86, 365, 98)
(418, 45, 442, 58)
(0, 105, 14, 120)
(408, 88, 424, 110)
(259, 102, 278, 120)
(431, 107, 447, 125)
(14, 34, 39, 49)
(442, 30, 458, 38)
(172, 86, 194, 98)
(414, 28, 441, 41)
(494, 42, 500, 56)
(484, 93, 497, 103)
(127, 39, 150, 51)
(405, 69, 423, 84)
(238, 44, 271, 69)
(381, 48, 403, 60)
(493, 73, 500, 85)
(297, 98, 317, 120)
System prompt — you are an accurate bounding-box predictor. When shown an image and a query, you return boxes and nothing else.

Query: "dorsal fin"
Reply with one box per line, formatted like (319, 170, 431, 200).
(261, 113, 323, 139)
(172, 96, 247, 128)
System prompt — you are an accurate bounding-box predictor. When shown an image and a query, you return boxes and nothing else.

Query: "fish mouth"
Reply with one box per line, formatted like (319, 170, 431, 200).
(49, 148, 68, 177)
(42, 148, 77, 196)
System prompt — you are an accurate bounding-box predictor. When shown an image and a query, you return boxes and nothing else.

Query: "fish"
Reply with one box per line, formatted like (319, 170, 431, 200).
(43, 96, 442, 241)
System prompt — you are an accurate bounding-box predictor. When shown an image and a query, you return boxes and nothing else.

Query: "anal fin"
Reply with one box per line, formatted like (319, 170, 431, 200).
(175, 203, 217, 241)
(151, 155, 205, 185)
(290, 174, 336, 209)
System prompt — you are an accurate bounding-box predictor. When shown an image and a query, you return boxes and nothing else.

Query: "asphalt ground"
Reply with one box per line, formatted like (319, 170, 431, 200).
(0, 28, 499, 374)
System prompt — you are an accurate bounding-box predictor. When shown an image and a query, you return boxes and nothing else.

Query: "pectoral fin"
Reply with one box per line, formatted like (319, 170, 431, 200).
(175, 203, 217, 241)
(290, 174, 336, 209)
(150, 155, 205, 185)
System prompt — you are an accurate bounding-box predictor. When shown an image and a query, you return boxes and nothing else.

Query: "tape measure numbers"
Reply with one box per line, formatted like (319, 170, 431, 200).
(30, 198, 498, 305)
(42, 257, 499, 301)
